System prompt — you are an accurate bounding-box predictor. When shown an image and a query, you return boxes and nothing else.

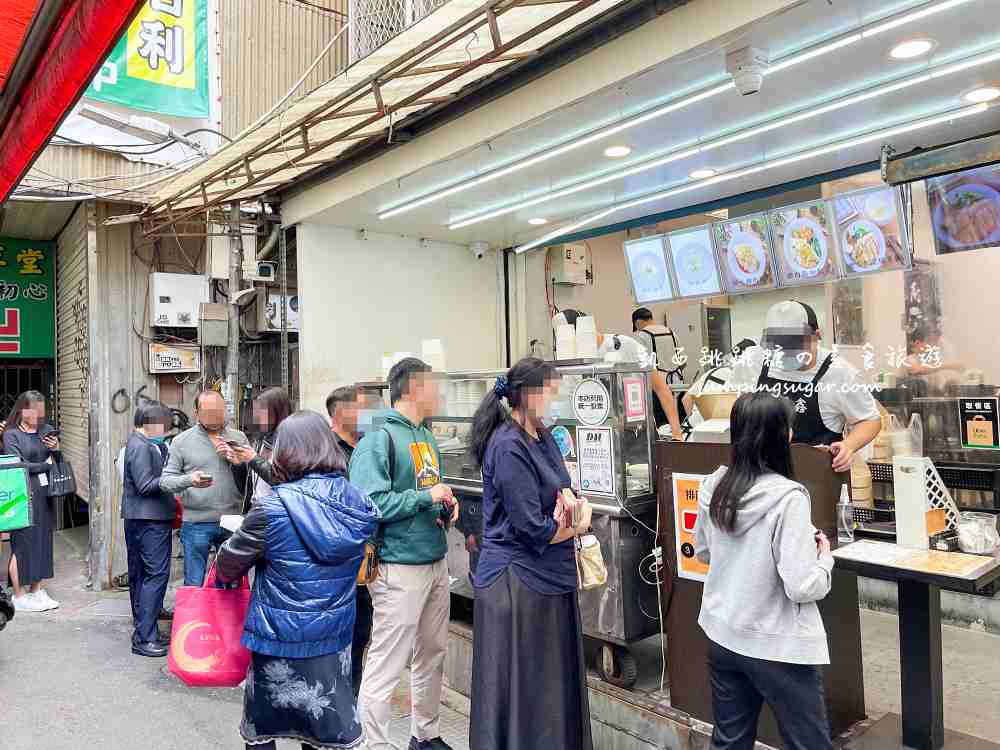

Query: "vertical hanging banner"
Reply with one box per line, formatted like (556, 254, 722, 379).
(0, 238, 56, 358)
(87, 0, 209, 118)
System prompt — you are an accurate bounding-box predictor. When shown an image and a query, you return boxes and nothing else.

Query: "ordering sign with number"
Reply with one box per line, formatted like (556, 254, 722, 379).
(673, 472, 709, 582)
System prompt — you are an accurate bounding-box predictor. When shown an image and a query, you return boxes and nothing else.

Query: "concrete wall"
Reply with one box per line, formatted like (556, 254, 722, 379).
(296, 224, 504, 412)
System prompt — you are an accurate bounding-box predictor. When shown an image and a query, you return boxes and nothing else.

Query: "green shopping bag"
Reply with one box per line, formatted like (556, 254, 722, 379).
(0, 458, 32, 533)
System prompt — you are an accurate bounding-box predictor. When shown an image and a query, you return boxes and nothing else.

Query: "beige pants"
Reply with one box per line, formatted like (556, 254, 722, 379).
(359, 559, 450, 750)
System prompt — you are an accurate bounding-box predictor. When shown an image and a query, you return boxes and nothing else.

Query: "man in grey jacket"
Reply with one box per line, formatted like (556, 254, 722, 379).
(160, 391, 250, 586)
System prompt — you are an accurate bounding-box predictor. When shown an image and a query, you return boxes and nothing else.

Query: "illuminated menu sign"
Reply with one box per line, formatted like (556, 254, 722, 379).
(667, 226, 723, 298)
(624, 235, 674, 304)
(769, 200, 840, 286)
(714, 214, 776, 293)
(832, 187, 910, 277)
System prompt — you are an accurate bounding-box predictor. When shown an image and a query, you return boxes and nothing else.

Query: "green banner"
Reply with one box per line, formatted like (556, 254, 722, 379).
(86, 0, 209, 119)
(0, 237, 56, 359)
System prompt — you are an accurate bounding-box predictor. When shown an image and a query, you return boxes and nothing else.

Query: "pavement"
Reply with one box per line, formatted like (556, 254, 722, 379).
(1, 528, 999, 749)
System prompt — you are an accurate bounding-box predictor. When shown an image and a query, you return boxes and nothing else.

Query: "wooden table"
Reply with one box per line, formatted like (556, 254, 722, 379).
(834, 541, 1000, 750)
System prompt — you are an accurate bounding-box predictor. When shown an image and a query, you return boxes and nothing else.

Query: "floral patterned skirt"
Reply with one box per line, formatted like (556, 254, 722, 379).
(242, 647, 364, 749)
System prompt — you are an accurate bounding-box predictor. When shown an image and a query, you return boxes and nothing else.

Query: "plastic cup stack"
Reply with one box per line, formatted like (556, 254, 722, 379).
(556, 324, 577, 360)
(575, 316, 599, 359)
(421, 339, 447, 373)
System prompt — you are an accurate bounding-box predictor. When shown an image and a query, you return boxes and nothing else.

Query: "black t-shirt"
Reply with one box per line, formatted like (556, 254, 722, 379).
(337, 436, 355, 475)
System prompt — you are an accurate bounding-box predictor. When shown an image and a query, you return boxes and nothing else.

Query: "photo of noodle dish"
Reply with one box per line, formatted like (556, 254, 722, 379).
(843, 219, 885, 273)
(783, 217, 827, 277)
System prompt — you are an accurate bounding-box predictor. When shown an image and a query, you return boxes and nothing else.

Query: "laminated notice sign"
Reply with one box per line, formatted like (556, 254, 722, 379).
(673, 472, 709, 582)
(576, 427, 615, 496)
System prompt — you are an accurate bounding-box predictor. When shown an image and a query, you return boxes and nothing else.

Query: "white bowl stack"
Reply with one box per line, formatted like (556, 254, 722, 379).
(421, 339, 447, 373)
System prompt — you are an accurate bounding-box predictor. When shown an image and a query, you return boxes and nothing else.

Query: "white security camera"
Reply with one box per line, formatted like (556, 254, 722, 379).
(469, 241, 489, 260)
(726, 47, 768, 97)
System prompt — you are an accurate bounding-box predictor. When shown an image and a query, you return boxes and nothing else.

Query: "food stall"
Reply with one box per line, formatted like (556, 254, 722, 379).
(427, 363, 662, 687)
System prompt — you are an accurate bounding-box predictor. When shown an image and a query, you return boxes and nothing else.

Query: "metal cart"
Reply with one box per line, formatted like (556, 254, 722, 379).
(428, 363, 663, 688)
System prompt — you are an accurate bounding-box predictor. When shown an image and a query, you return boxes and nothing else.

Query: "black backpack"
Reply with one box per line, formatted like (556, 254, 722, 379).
(0, 585, 14, 631)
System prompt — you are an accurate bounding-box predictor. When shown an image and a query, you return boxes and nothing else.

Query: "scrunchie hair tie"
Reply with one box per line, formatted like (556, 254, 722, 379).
(494, 375, 510, 399)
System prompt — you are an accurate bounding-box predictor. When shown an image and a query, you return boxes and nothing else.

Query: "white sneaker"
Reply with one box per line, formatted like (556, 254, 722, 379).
(12, 594, 47, 612)
(34, 590, 60, 610)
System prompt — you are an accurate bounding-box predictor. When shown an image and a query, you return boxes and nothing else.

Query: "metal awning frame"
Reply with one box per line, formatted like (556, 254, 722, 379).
(141, 0, 602, 236)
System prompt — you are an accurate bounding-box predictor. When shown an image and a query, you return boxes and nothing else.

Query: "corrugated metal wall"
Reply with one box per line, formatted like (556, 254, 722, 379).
(55, 203, 93, 501)
(27, 145, 166, 200)
(218, 0, 349, 137)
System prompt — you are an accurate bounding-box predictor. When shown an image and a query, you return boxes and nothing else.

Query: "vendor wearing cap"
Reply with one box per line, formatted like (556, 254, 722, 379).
(728, 300, 881, 471)
(557, 308, 684, 439)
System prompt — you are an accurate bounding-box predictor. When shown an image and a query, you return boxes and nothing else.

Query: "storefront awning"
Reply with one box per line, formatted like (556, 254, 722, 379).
(0, 0, 145, 204)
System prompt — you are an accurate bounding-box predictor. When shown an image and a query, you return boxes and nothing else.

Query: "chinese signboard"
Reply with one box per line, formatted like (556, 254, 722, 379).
(0, 238, 55, 359)
(959, 398, 1000, 450)
(573, 379, 611, 426)
(149, 343, 202, 373)
(673, 472, 709, 582)
(87, 0, 209, 118)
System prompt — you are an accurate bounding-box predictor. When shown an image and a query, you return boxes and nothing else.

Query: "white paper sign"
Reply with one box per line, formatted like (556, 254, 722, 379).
(577, 426, 615, 496)
(573, 379, 611, 426)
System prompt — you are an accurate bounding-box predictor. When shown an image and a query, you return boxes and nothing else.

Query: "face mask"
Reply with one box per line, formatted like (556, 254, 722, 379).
(540, 401, 563, 428)
(149, 435, 167, 445)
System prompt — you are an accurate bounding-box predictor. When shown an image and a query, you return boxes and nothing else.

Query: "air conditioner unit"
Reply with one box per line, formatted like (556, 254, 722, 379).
(256, 289, 300, 333)
(150, 272, 210, 328)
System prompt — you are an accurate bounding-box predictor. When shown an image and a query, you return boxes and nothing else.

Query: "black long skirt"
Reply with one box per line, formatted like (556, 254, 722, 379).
(9, 480, 55, 586)
(470, 569, 593, 750)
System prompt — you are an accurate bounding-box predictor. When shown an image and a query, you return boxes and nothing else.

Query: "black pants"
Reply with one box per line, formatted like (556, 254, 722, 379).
(124, 519, 172, 643)
(708, 640, 832, 750)
(351, 584, 374, 698)
(246, 743, 316, 750)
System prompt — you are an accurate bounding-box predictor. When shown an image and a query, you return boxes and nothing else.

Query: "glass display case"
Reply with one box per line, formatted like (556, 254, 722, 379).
(428, 363, 657, 508)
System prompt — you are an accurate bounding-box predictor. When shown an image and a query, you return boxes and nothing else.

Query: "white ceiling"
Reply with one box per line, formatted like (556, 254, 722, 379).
(308, 0, 1000, 248)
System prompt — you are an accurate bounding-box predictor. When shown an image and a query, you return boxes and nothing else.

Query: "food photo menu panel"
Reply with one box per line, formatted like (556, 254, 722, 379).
(832, 186, 910, 276)
(667, 225, 724, 298)
(714, 214, 777, 293)
(925, 166, 1000, 255)
(623, 235, 674, 304)
(769, 200, 840, 286)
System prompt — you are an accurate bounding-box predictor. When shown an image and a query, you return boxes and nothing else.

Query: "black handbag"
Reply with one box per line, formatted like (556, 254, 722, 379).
(46, 456, 77, 498)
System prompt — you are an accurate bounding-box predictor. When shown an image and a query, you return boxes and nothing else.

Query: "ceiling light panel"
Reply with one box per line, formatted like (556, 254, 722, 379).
(378, 0, 979, 221)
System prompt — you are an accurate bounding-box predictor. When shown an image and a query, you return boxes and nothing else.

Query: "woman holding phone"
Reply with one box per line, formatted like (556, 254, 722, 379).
(4, 390, 61, 612)
(468, 358, 594, 750)
(694, 392, 835, 749)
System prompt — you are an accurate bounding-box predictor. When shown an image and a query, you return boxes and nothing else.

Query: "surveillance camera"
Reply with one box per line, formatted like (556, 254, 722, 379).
(469, 241, 489, 261)
(358, 228, 369, 241)
(726, 47, 768, 97)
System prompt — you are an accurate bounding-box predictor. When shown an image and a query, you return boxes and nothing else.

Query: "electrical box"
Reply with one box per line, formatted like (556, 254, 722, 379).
(208, 223, 260, 280)
(199, 303, 229, 347)
(149, 273, 210, 328)
(548, 243, 589, 285)
(148, 343, 202, 374)
(257, 289, 300, 333)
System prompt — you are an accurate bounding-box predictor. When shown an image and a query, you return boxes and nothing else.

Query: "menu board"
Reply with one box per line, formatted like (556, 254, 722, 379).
(667, 226, 723, 298)
(832, 187, 910, 276)
(769, 200, 841, 286)
(926, 166, 1000, 255)
(714, 214, 776, 293)
(624, 235, 673, 304)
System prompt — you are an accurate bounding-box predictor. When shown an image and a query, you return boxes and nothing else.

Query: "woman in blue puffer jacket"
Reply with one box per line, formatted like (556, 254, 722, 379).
(217, 410, 380, 750)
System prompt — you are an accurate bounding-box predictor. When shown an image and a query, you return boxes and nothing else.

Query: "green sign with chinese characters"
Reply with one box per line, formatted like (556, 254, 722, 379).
(86, 0, 209, 118)
(0, 238, 56, 359)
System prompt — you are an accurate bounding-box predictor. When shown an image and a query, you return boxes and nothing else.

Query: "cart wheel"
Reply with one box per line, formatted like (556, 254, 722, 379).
(596, 643, 638, 689)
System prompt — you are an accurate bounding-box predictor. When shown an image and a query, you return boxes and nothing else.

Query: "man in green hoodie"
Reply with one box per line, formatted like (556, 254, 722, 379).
(351, 358, 458, 750)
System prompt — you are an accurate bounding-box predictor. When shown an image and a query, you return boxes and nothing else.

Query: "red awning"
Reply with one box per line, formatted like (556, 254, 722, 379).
(0, 0, 144, 203)
(0, 1, 42, 90)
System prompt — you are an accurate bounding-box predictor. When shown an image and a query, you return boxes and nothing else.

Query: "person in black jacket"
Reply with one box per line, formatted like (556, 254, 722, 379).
(123, 401, 176, 658)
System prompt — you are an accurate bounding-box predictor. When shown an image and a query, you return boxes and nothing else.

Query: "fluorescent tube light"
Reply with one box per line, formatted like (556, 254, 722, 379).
(378, 0, 977, 221)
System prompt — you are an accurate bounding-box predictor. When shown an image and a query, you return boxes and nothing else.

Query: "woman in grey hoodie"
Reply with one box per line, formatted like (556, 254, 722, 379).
(694, 391, 835, 750)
